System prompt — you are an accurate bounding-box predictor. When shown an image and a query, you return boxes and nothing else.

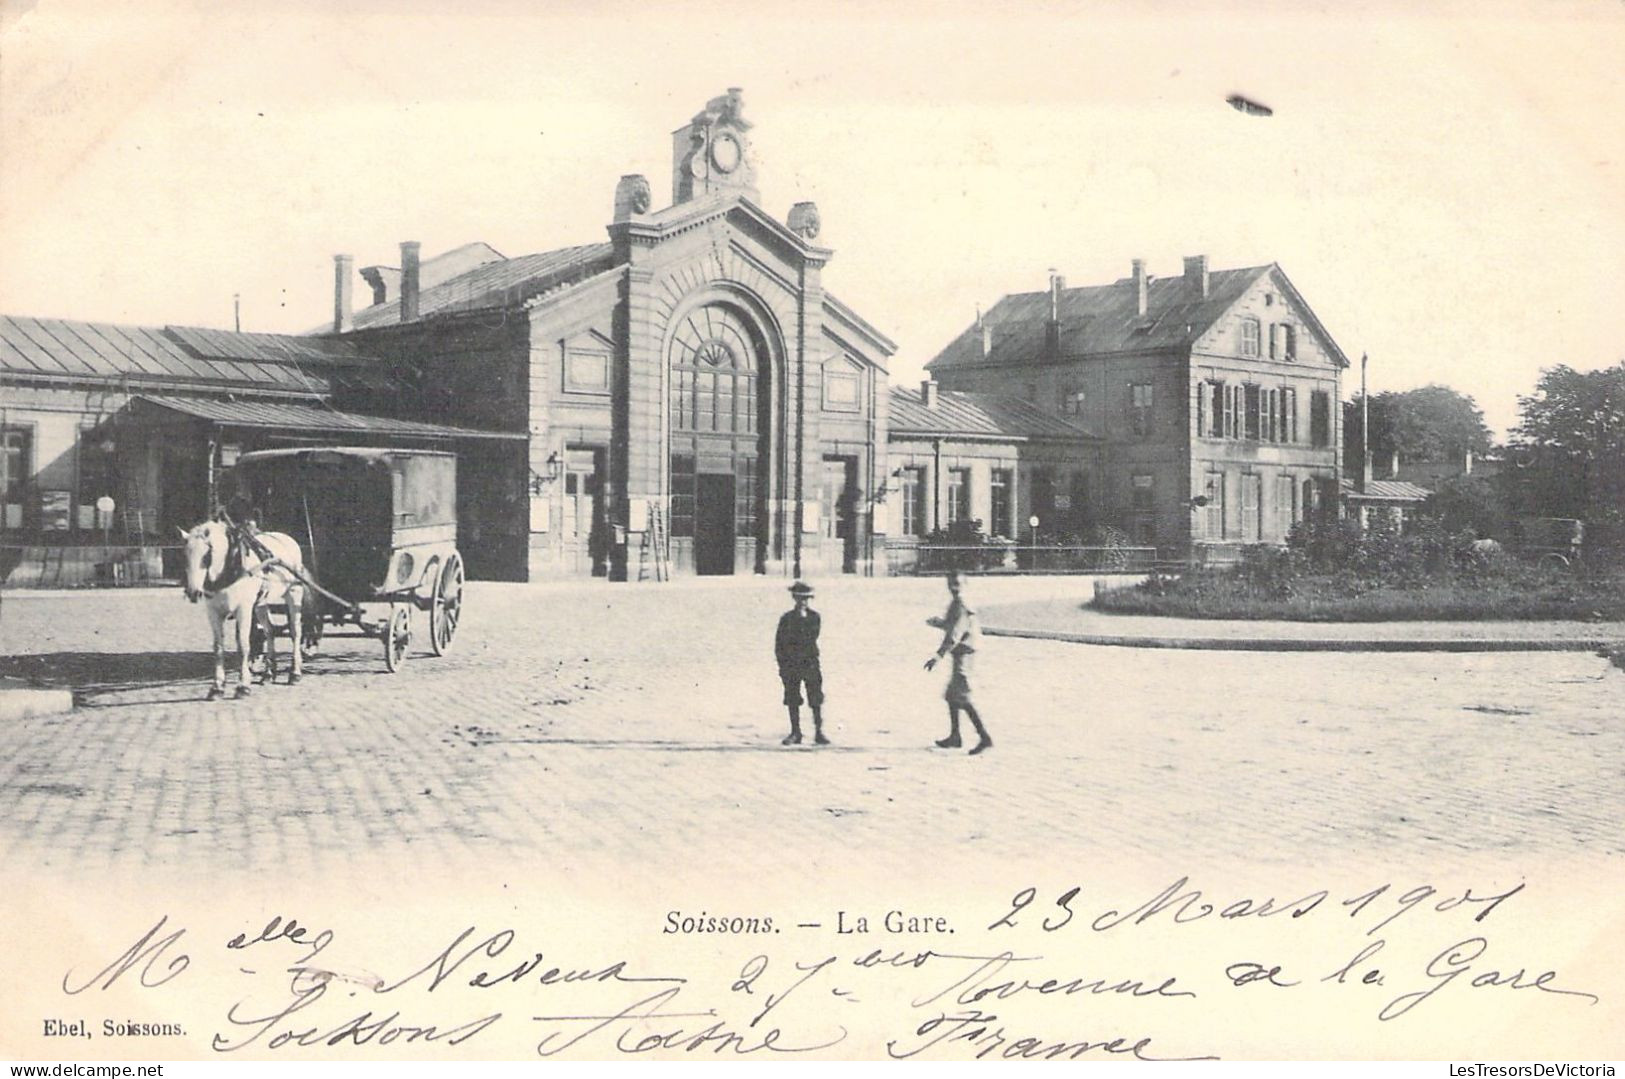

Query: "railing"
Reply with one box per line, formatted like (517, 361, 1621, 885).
(883, 542, 1158, 576)
(0, 544, 176, 588)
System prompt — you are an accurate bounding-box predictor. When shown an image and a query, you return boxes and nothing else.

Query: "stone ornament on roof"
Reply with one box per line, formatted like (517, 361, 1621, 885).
(788, 201, 821, 241)
(614, 174, 652, 222)
(672, 88, 759, 206)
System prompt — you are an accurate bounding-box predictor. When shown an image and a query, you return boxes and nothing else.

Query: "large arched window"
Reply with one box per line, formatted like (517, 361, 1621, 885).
(670, 306, 758, 434)
(667, 302, 770, 573)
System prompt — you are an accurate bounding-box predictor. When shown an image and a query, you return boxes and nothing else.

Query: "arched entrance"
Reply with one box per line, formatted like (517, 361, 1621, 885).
(666, 302, 774, 575)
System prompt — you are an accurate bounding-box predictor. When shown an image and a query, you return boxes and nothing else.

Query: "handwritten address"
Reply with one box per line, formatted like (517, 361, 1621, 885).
(44, 875, 1601, 1060)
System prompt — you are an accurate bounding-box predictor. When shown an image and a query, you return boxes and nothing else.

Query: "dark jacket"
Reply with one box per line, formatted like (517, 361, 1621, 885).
(775, 608, 821, 673)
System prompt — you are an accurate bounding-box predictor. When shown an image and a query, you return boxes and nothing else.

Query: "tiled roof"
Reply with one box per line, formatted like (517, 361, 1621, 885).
(1340, 478, 1433, 502)
(134, 395, 525, 441)
(348, 242, 616, 330)
(927, 266, 1272, 371)
(888, 385, 1099, 441)
(1, 315, 392, 395)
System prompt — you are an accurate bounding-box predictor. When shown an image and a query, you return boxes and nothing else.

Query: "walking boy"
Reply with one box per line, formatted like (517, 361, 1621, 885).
(925, 570, 991, 755)
(775, 580, 827, 746)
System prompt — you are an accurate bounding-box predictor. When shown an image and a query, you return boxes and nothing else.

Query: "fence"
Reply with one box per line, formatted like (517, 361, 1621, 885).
(0, 544, 176, 588)
(884, 542, 1158, 576)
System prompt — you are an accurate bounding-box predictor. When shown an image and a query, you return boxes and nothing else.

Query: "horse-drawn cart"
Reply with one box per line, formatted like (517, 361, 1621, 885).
(233, 447, 464, 671)
(1510, 516, 1585, 570)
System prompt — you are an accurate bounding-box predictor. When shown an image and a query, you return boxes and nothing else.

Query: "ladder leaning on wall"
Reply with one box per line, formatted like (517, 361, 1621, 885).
(637, 508, 671, 582)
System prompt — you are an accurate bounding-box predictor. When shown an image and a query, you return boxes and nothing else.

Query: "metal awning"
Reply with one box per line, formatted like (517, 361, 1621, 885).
(133, 395, 526, 442)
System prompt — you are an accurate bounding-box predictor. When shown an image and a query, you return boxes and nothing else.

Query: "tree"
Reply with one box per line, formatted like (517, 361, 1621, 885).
(1343, 385, 1493, 475)
(1503, 363, 1625, 532)
(1423, 475, 1508, 537)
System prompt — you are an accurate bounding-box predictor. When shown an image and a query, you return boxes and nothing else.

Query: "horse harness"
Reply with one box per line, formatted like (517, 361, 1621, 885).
(201, 519, 281, 598)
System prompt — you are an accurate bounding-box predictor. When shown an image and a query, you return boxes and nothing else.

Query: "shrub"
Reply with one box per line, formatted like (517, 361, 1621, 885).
(922, 518, 1006, 571)
(1095, 513, 1625, 621)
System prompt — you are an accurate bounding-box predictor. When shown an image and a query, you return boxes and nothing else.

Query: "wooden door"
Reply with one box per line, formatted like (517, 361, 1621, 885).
(694, 472, 736, 576)
(820, 456, 857, 573)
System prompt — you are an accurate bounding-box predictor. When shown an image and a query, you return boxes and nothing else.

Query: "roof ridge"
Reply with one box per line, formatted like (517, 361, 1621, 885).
(999, 262, 1272, 298)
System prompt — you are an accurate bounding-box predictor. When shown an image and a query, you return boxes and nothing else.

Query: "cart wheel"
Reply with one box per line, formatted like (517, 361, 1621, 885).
(430, 552, 464, 656)
(384, 605, 411, 673)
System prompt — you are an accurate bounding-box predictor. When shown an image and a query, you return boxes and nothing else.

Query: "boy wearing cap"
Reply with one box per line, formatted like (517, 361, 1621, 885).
(775, 580, 827, 746)
(925, 570, 992, 755)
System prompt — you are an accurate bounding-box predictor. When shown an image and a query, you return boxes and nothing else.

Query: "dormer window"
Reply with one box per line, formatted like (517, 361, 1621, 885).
(1241, 317, 1261, 358)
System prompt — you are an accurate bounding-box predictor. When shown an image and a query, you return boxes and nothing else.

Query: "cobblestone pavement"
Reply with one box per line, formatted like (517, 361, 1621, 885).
(2, 576, 1622, 880)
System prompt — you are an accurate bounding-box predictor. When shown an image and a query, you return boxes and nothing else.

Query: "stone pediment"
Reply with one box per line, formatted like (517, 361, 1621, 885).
(614, 192, 834, 267)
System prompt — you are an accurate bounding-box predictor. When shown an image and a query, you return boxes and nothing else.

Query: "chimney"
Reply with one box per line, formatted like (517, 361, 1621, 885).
(1389, 449, 1401, 480)
(1183, 255, 1209, 299)
(332, 254, 353, 333)
(1047, 270, 1065, 356)
(921, 379, 939, 409)
(400, 241, 421, 323)
(1132, 258, 1148, 316)
(1463, 449, 1474, 476)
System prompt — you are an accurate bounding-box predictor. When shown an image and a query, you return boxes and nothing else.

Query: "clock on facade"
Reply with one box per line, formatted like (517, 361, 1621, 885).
(710, 131, 742, 174)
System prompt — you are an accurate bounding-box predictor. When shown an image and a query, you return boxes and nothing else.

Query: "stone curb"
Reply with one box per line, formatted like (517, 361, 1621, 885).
(983, 627, 1625, 653)
(0, 680, 74, 720)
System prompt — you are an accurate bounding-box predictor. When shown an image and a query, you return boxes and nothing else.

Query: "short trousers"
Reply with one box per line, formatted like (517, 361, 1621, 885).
(944, 652, 974, 705)
(781, 669, 824, 708)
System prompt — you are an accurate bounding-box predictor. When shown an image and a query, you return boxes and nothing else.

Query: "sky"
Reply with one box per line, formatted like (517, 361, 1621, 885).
(2, 0, 1622, 439)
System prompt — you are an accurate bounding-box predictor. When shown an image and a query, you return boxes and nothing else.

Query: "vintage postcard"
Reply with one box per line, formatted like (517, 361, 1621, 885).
(2, 0, 1622, 1064)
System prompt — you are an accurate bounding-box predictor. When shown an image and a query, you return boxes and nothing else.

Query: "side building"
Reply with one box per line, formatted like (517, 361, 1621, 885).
(925, 258, 1346, 558)
(0, 318, 519, 586)
(880, 380, 1103, 572)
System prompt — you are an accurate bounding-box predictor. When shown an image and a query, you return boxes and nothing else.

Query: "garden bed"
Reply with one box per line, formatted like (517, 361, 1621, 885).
(1092, 572, 1625, 621)
(1091, 520, 1625, 621)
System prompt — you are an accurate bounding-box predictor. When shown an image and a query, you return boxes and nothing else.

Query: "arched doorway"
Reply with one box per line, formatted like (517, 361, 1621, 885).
(667, 303, 772, 575)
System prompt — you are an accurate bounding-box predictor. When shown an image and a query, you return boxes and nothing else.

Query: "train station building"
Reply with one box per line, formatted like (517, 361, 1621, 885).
(321, 90, 898, 581)
(1, 90, 1342, 585)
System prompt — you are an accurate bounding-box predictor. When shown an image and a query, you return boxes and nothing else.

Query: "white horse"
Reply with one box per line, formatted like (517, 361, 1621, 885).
(181, 519, 308, 699)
